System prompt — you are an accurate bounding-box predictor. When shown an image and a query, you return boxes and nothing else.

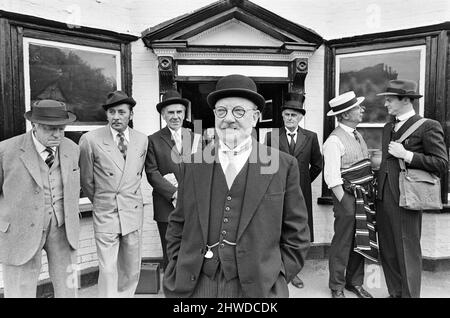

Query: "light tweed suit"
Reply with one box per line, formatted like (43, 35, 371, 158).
(0, 132, 80, 297)
(79, 126, 148, 297)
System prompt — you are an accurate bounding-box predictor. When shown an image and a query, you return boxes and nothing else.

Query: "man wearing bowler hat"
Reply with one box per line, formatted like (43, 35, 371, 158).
(145, 89, 201, 271)
(376, 80, 447, 298)
(79, 90, 148, 297)
(163, 74, 310, 298)
(0, 100, 80, 297)
(265, 92, 322, 289)
(266, 92, 322, 288)
(323, 91, 378, 298)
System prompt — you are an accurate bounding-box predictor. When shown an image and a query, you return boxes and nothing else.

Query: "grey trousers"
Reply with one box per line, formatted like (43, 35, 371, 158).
(95, 229, 142, 298)
(2, 213, 78, 298)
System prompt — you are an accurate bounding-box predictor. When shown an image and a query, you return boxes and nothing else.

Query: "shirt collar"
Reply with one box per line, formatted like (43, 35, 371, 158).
(218, 136, 252, 155)
(168, 127, 182, 139)
(339, 122, 357, 134)
(110, 126, 130, 142)
(396, 109, 416, 122)
(285, 126, 299, 136)
(31, 131, 56, 154)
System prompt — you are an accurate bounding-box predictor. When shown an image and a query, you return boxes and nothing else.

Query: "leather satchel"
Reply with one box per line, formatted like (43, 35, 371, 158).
(396, 118, 442, 210)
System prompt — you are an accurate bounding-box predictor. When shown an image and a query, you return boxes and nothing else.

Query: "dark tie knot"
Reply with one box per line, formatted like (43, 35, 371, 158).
(288, 133, 295, 138)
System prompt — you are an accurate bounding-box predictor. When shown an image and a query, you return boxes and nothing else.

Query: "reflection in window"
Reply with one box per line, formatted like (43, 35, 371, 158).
(24, 38, 122, 131)
(336, 45, 425, 153)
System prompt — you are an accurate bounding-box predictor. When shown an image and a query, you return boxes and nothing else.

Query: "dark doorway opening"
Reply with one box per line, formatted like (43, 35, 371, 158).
(178, 81, 288, 141)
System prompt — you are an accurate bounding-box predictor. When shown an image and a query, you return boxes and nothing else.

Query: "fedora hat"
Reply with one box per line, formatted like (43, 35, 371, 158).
(102, 90, 136, 111)
(207, 74, 266, 111)
(377, 79, 423, 98)
(156, 89, 190, 113)
(327, 91, 365, 117)
(281, 92, 306, 115)
(24, 99, 76, 125)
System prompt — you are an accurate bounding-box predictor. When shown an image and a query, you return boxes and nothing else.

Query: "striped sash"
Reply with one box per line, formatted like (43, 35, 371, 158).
(341, 159, 379, 263)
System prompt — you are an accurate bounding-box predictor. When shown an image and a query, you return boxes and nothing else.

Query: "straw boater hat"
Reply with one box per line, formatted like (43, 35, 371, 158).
(24, 99, 76, 125)
(327, 91, 365, 117)
(281, 92, 306, 115)
(102, 90, 136, 111)
(376, 79, 423, 99)
(156, 89, 190, 113)
(207, 74, 266, 111)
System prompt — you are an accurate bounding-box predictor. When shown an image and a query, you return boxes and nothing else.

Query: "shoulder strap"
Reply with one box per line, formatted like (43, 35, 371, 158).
(396, 118, 427, 143)
(396, 118, 427, 171)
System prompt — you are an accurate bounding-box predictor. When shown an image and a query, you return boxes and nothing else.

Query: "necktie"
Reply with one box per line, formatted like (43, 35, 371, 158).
(391, 118, 401, 138)
(45, 147, 54, 168)
(224, 155, 238, 189)
(173, 132, 182, 154)
(288, 133, 296, 155)
(353, 130, 361, 144)
(117, 133, 127, 159)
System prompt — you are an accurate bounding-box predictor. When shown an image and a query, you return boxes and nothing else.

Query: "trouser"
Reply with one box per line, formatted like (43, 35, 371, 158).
(377, 181, 422, 298)
(328, 192, 365, 291)
(3, 213, 78, 298)
(190, 264, 289, 298)
(156, 221, 168, 271)
(95, 229, 142, 298)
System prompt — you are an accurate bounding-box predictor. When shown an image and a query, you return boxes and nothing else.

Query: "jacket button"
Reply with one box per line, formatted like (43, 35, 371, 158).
(35, 190, 39, 194)
(190, 275, 196, 281)
(220, 243, 225, 248)
(223, 218, 229, 223)
(227, 196, 232, 201)
(30, 223, 35, 227)
(225, 206, 230, 212)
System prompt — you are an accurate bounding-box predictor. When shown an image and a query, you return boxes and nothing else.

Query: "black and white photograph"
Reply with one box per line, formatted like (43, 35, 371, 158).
(0, 0, 449, 304)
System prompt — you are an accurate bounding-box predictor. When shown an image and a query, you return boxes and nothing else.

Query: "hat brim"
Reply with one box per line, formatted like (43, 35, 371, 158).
(327, 97, 365, 117)
(102, 97, 136, 111)
(207, 88, 266, 111)
(281, 106, 306, 115)
(376, 92, 423, 98)
(156, 98, 190, 113)
(24, 111, 77, 125)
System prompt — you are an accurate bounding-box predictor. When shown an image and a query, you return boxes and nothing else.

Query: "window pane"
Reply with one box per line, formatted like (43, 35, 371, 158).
(338, 47, 424, 125)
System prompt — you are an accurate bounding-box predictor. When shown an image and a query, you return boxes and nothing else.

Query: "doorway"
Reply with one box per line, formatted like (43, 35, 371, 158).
(178, 81, 289, 141)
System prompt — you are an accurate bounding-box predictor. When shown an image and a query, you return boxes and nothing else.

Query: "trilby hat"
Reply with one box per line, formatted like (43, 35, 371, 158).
(24, 99, 76, 125)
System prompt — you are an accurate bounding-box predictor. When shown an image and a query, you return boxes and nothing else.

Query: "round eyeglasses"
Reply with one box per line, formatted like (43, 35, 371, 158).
(214, 106, 256, 119)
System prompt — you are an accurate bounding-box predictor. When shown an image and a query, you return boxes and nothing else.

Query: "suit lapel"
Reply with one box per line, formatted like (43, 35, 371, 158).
(119, 128, 139, 189)
(293, 127, 306, 157)
(58, 139, 71, 187)
(278, 129, 289, 153)
(20, 132, 43, 189)
(192, 154, 215, 244)
(100, 126, 125, 172)
(237, 141, 274, 241)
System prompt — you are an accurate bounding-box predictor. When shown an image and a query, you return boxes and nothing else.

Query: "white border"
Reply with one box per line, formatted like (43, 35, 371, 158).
(335, 45, 426, 129)
(23, 37, 122, 132)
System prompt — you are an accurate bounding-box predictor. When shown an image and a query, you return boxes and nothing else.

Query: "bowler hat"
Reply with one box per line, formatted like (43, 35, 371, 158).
(24, 99, 76, 125)
(377, 79, 423, 99)
(281, 92, 306, 115)
(102, 90, 136, 111)
(207, 74, 266, 111)
(327, 91, 365, 117)
(156, 89, 190, 113)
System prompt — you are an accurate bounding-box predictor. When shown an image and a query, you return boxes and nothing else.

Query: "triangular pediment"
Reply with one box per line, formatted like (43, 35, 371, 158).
(189, 19, 283, 47)
(142, 0, 322, 50)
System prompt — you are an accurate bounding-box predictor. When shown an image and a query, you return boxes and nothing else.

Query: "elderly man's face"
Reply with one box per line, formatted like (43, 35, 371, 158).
(32, 123, 66, 147)
(106, 103, 133, 133)
(282, 109, 303, 131)
(162, 103, 185, 131)
(214, 97, 260, 148)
